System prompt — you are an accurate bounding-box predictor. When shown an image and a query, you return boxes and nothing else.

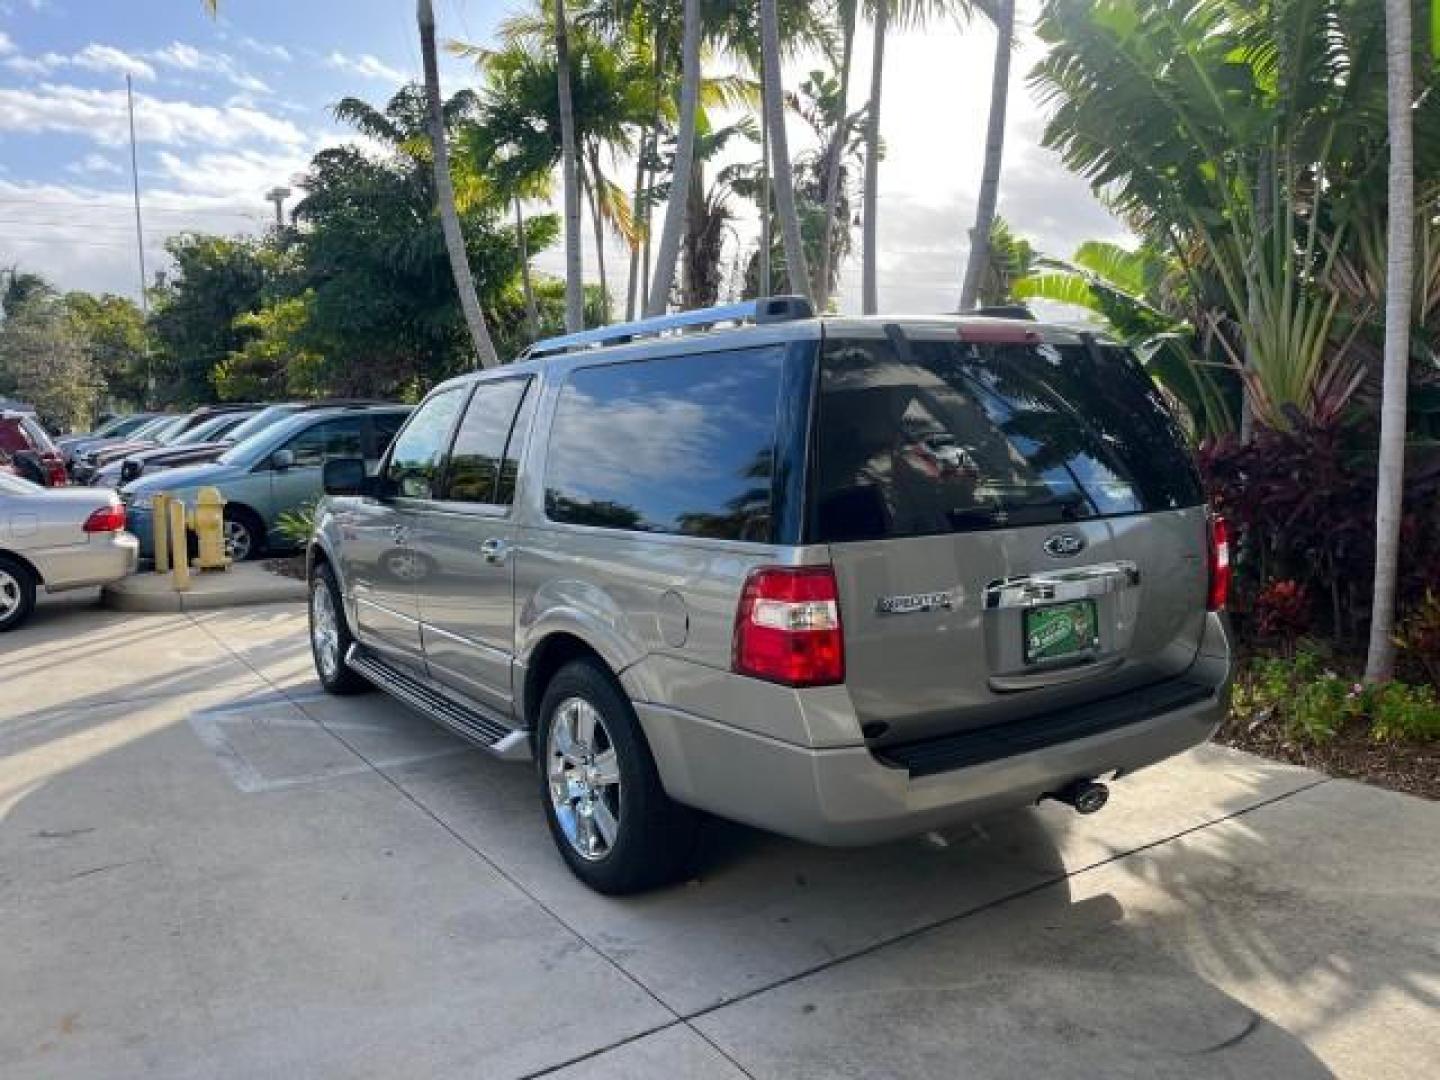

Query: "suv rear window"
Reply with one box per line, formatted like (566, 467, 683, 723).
(545, 347, 785, 541)
(812, 333, 1202, 543)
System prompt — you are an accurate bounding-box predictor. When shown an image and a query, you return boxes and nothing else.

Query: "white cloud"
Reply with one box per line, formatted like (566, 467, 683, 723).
(153, 147, 310, 201)
(0, 31, 15, 56)
(65, 152, 123, 176)
(71, 43, 156, 81)
(0, 84, 308, 148)
(149, 41, 271, 95)
(4, 43, 158, 81)
(326, 52, 407, 84)
(239, 37, 292, 63)
(3, 53, 51, 75)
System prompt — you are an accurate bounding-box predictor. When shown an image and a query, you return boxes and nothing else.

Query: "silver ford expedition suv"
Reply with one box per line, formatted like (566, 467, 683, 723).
(307, 298, 1233, 894)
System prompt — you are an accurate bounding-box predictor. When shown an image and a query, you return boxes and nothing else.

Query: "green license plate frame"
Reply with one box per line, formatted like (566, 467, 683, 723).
(1023, 600, 1100, 665)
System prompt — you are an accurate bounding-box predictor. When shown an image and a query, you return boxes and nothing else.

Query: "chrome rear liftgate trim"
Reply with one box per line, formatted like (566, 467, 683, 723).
(344, 644, 531, 761)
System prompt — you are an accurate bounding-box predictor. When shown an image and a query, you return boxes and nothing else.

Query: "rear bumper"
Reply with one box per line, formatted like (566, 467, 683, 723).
(37, 532, 138, 593)
(636, 615, 1234, 847)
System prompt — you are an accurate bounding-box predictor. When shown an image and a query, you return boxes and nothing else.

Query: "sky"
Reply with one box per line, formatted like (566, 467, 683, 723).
(0, 0, 1127, 317)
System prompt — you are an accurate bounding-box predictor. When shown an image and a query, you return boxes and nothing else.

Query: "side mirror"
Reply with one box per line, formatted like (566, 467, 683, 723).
(271, 448, 295, 472)
(322, 457, 368, 497)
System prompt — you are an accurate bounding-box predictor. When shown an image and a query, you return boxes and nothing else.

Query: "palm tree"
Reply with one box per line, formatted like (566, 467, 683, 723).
(957, 0, 1013, 312)
(862, 1, 977, 316)
(816, 0, 859, 310)
(554, 0, 585, 331)
(457, 28, 648, 331)
(417, 0, 499, 367)
(644, 0, 702, 316)
(1365, 0, 1417, 681)
(859, 0, 888, 315)
(760, 0, 813, 304)
(203, 0, 499, 366)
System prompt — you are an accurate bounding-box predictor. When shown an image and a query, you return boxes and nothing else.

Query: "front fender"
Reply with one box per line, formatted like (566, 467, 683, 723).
(307, 503, 353, 620)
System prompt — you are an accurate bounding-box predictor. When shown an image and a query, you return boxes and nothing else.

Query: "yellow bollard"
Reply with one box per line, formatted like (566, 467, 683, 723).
(151, 493, 171, 574)
(193, 487, 229, 570)
(168, 498, 191, 591)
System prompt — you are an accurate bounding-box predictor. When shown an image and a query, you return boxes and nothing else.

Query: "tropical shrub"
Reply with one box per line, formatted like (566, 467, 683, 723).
(1235, 648, 1440, 744)
(1234, 650, 1360, 744)
(273, 500, 319, 549)
(1367, 682, 1440, 742)
(1202, 421, 1440, 643)
(1254, 579, 1310, 655)
(1394, 591, 1440, 688)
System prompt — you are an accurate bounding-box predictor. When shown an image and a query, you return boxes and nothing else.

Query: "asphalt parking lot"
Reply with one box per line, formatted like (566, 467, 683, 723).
(3, 593, 1437, 1078)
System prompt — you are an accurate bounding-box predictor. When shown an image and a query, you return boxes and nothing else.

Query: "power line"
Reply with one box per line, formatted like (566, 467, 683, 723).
(0, 193, 264, 218)
(0, 215, 263, 232)
(0, 236, 171, 250)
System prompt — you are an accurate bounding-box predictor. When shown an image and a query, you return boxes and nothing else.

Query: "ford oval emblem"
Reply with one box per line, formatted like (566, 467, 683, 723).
(1044, 532, 1086, 558)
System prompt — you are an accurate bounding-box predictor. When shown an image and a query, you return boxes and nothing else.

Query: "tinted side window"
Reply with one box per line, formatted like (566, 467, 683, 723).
(370, 413, 408, 457)
(285, 417, 364, 468)
(545, 348, 784, 541)
(442, 379, 530, 505)
(20, 416, 56, 453)
(385, 390, 464, 499)
(812, 336, 1203, 543)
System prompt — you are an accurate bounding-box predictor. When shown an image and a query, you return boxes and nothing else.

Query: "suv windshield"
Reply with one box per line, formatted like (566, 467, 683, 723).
(217, 412, 313, 467)
(220, 404, 297, 448)
(174, 412, 251, 445)
(811, 333, 1202, 543)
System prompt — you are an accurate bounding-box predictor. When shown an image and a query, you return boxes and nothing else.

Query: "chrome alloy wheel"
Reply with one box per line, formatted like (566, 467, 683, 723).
(310, 578, 340, 682)
(225, 518, 253, 561)
(546, 696, 622, 861)
(0, 568, 19, 621)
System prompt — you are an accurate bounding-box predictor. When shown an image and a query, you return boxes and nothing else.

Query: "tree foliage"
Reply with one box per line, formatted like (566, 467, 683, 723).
(0, 281, 100, 430)
(148, 234, 272, 405)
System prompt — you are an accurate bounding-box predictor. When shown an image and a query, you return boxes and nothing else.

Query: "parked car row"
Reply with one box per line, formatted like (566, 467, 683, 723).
(118, 402, 409, 562)
(1, 410, 68, 487)
(0, 472, 136, 631)
(0, 401, 412, 630)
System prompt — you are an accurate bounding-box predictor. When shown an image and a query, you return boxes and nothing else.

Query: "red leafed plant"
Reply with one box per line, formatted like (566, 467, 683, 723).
(1394, 591, 1440, 688)
(1255, 579, 1312, 655)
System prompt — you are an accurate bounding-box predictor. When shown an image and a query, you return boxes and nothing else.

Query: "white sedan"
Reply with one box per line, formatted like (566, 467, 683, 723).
(0, 474, 138, 631)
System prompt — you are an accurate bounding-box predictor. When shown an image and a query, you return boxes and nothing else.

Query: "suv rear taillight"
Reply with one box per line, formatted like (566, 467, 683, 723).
(83, 504, 126, 533)
(732, 566, 845, 687)
(1207, 516, 1231, 611)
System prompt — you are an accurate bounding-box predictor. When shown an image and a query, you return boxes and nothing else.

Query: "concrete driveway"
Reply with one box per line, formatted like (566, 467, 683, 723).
(2, 594, 1437, 1078)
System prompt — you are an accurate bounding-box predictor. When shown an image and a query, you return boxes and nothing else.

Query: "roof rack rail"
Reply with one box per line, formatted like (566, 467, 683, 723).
(520, 294, 814, 360)
(966, 304, 1036, 321)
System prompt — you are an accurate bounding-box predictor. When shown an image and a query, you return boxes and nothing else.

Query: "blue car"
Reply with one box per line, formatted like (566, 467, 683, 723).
(121, 405, 409, 561)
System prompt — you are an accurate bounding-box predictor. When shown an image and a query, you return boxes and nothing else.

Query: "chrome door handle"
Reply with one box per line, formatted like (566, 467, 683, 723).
(480, 537, 509, 565)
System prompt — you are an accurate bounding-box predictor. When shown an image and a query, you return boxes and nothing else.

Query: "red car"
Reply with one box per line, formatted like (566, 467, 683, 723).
(0, 411, 68, 487)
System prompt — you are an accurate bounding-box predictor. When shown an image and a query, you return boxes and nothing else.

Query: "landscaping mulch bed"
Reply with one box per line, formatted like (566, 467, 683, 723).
(1217, 716, 1440, 801)
(263, 555, 305, 581)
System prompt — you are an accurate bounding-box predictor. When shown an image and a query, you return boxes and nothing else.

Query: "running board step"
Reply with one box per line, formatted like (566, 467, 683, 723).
(345, 645, 530, 760)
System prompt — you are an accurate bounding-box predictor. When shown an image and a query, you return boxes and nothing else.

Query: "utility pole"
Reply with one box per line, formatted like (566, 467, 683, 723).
(265, 186, 291, 230)
(126, 74, 153, 406)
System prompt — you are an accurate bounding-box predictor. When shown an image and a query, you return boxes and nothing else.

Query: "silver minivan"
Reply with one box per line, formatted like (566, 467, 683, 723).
(308, 298, 1234, 894)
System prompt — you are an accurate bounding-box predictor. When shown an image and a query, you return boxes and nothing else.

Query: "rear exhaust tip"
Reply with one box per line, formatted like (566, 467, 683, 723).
(1046, 779, 1109, 815)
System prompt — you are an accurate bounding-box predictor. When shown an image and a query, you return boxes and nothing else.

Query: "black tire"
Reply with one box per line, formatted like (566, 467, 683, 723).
(308, 561, 370, 695)
(224, 506, 264, 562)
(0, 555, 37, 633)
(536, 659, 699, 895)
